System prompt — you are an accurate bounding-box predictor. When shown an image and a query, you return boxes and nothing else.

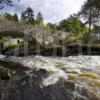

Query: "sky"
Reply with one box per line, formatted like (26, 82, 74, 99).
(1, 0, 86, 23)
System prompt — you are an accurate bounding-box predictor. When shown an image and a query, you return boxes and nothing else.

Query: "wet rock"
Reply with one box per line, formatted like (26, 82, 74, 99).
(43, 83, 75, 100)
(76, 86, 99, 100)
(0, 66, 10, 80)
(0, 68, 99, 100)
(0, 59, 30, 70)
(63, 81, 75, 91)
(0, 56, 100, 100)
(36, 69, 48, 78)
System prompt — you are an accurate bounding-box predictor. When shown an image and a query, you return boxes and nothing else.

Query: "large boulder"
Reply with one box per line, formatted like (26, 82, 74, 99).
(0, 56, 99, 100)
(0, 68, 99, 100)
(0, 66, 10, 80)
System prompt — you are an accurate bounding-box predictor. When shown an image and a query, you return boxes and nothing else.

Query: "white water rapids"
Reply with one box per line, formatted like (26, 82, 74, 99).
(0, 55, 100, 99)
(1, 55, 99, 86)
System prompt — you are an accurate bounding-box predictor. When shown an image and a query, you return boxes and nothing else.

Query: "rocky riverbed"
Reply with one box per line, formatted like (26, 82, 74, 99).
(0, 55, 100, 100)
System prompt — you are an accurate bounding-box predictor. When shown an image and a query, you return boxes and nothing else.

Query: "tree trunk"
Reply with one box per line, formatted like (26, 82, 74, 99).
(89, 7, 92, 34)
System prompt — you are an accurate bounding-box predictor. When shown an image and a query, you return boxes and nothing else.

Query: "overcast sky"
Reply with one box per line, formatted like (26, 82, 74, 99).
(1, 0, 86, 23)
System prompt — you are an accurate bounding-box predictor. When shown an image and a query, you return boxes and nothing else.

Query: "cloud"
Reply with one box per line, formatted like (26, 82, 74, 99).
(1, 0, 86, 23)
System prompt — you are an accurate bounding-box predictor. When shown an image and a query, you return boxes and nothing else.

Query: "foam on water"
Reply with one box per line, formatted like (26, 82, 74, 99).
(6, 55, 100, 86)
(0, 54, 6, 59)
(0, 55, 100, 99)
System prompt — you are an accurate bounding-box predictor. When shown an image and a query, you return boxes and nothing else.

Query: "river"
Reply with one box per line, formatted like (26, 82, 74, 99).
(0, 55, 100, 100)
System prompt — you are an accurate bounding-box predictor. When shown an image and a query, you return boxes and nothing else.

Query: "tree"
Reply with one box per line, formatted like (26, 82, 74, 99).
(93, 25, 100, 33)
(35, 12, 43, 25)
(4, 12, 13, 21)
(4, 13, 18, 22)
(79, 0, 100, 33)
(21, 7, 34, 24)
(87, 0, 100, 11)
(58, 15, 88, 35)
(13, 13, 18, 22)
(21, 11, 26, 21)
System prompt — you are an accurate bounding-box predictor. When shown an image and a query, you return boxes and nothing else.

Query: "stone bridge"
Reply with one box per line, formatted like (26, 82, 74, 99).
(0, 20, 73, 57)
(0, 20, 44, 55)
(0, 20, 40, 42)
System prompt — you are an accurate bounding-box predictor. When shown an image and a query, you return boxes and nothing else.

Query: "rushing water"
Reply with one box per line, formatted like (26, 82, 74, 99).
(0, 55, 100, 99)
(2, 55, 99, 84)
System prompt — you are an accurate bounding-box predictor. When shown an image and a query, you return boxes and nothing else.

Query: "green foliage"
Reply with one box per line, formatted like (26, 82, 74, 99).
(13, 13, 18, 22)
(79, 0, 100, 33)
(0, 15, 7, 21)
(86, 0, 100, 10)
(4, 13, 12, 20)
(0, 36, 11, 43)
(93, 25, 100, 33)
(21, 7, 34, 24)
(4, 13, 18, 22)
(35, 12, 43, 25)
(58, 15, 88, 35)
(46, 23, 57, 29)
(66, 36, 79, 44)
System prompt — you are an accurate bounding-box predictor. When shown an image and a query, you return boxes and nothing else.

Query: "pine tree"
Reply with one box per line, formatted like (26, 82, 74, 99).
(21, 7, 34, 24)
(13, 13, 18, 22)
(79, 0, 100, 33)
(36, 12, 43, 25)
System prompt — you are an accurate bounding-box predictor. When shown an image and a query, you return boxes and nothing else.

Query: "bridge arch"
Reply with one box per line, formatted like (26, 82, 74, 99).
(0, 30, 43, 56)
